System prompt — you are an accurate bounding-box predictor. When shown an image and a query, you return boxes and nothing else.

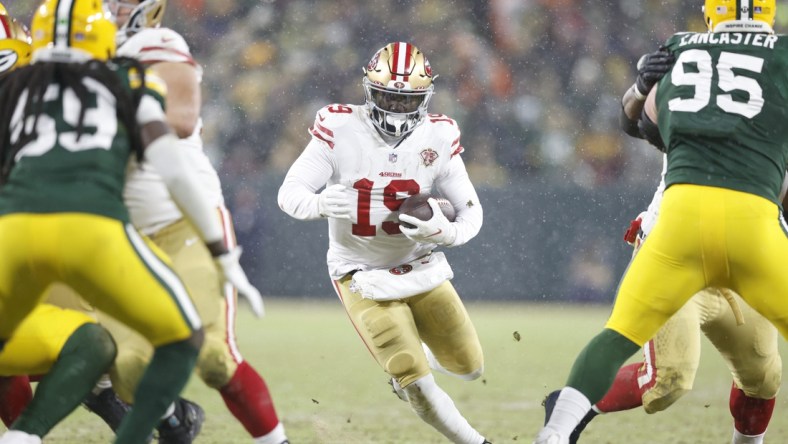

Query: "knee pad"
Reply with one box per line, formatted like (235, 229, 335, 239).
(360, 306, 402, 348)
(641, 365, 694, 413)
(738, 356, 782, 400)
(196, 338, 237, 389)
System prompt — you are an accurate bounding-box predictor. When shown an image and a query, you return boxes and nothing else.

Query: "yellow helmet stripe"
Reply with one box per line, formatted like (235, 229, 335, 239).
(54, 0, 75, 50)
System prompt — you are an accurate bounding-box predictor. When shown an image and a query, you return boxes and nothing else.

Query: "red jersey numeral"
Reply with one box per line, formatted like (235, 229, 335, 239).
(352, 179, 420, 237)
(327, 104, 353, 114)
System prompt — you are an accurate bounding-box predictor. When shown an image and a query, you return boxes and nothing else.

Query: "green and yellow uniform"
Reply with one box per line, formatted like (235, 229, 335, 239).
(606, 31, 788, 345)
(0, 60, 200, 352)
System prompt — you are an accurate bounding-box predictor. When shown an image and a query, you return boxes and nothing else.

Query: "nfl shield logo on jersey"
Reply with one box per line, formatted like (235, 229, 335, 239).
(420, 148, 438, 167)
(389, 152, 398, 163)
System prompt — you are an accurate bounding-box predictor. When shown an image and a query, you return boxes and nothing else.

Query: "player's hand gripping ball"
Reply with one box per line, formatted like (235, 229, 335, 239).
(398, 193, 456, 229)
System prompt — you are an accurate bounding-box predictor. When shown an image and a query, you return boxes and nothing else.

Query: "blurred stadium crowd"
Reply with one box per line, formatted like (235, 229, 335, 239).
(14, 0, 704, 188)
(11, 0, 771, 301)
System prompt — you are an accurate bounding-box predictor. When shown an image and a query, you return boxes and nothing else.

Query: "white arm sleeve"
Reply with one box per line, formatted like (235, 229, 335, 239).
(277, 139, 335, 220)
(144, 133, 224, 243)
(435, 155, 483, 247)
(640, 154, 667, 237)
(136, 95, 166, 126)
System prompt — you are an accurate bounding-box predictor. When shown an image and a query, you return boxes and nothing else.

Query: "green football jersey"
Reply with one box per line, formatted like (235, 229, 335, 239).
(0, 62, 165, 221)
(657, 31, 788, 204)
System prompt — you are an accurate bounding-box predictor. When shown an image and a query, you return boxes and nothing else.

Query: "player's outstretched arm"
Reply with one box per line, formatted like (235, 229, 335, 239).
(138, 101, 263, 317)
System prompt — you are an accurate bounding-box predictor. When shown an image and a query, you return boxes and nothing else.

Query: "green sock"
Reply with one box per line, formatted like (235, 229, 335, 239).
(13, 323, 116, 437)
(113, 338, 200, 444)
(566, 328, 641, 404)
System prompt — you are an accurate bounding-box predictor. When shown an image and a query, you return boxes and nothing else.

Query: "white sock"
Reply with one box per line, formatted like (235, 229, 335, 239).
(92, 374, 113, 394)
(544, 387, 592, 437)
(732, 428, 765, 444)
(160, 402, 176, 420)
(0, 430, 42, 444)
(253, 422, 288, 444)
(403, 373, 484, 444)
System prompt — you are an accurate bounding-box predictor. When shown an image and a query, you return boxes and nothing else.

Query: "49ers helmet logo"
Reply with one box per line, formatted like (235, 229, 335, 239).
(420, 148, 439, 167)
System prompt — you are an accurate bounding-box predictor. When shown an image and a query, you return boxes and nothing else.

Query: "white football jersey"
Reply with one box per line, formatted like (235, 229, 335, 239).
(278, 104, 483, 280)
(118, 28, 224, 235)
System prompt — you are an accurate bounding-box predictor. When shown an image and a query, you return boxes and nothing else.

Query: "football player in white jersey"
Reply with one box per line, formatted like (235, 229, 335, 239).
(279, 42, 491, 444)
(99, 1, 288, 443)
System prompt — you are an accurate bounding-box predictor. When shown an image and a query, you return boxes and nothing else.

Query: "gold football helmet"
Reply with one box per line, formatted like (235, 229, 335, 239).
(363, 42, 435, 138)
(31, 0, 117, 60)
(704, 0, 776, 31)
(0, 2, 33, 72)
(110, 0, 167, 43)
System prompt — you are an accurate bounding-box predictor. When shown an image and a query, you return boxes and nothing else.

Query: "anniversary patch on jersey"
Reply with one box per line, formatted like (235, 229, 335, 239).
(420, 148, 438, 166)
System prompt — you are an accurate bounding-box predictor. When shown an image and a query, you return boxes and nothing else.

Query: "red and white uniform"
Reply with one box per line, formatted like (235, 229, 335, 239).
(278, 104, 483, 280)
(119, 28, 224, 235)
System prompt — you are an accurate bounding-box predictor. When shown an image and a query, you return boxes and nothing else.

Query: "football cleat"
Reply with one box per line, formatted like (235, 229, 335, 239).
(542, 390, 597, 444)
(82, 388, 130, 433)
(156, 398, 204, 444)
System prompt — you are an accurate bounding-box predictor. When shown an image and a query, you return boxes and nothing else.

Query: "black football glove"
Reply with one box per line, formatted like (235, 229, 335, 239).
(635, 47, 676, 97)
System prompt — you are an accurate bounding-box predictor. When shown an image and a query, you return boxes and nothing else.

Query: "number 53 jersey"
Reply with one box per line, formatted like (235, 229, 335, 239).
(278, 104, 483, 280)
(658, 31, 788, 204)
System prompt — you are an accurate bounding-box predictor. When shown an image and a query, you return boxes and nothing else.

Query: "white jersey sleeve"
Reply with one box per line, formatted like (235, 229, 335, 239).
(640, 154, 667, 238)
(119, 28, 221, 235)
(435, 153, 483, 247)
(277, 138, 335, 220)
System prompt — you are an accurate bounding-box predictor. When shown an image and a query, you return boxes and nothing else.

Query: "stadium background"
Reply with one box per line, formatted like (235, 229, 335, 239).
(11, 0, 788, 302)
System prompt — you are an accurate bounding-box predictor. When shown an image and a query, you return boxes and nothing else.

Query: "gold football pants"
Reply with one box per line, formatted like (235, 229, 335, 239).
(334, 277, 483, 388)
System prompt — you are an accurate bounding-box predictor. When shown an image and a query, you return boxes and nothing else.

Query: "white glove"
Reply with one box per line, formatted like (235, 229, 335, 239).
(214, 247, 264, 317)
(398, 198, 457, 246)
(318, 184, 352, 219)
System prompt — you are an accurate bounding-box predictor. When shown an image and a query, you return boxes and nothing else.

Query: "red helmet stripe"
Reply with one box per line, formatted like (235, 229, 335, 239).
(0, 16, 11, 39)
(391, 41, 413, 82)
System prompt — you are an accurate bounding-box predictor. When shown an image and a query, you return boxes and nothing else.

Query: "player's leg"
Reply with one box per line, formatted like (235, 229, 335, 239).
(550, 295, 704, 443)
(43, 283, 131, 434)
(151, 215, 287, 443)
(0, 304, 116, 442)
(61, 215, 203, 444)
(0, 377, 32, 427)
(334, 277, 488, 444)
(409, 281, 484, 381)
(702, 289, 780, 444)
(538, 185, 710, 442)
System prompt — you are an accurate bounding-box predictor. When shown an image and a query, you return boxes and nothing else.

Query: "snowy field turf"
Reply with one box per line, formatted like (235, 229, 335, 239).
(20, 298, 788, 443)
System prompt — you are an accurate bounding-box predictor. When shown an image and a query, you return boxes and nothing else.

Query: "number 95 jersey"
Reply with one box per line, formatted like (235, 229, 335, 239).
(278, 104, 483, 280)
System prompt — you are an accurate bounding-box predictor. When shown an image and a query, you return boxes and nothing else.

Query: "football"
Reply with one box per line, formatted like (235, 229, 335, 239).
(398, 193, 456, 229)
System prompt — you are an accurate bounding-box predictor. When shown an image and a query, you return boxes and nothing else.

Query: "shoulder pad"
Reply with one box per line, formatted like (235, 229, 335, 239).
(117, 28, 196, 67)
(424, 113, 464, 156)
(308, 104, 359, 149)
(127, 66, 167, 105)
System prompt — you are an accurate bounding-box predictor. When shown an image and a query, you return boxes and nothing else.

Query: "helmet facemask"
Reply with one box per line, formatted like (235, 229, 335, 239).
(110, 0, 167, 45)
(362, 42, 435, 138)
(363, 77, 433, 138)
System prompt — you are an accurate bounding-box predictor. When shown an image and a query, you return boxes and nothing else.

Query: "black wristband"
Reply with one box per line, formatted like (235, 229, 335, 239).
(620, 105, 641, 138)
(206, 240, 229, 258)
(638, 109, 666, 152)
